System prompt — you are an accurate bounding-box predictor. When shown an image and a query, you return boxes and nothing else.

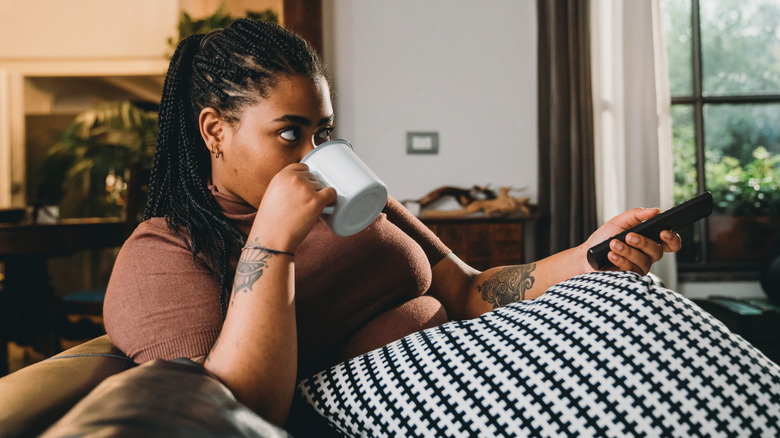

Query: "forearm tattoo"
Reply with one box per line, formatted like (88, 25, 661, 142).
(477, 263, 537, 309)
(232, 249, 272, 304)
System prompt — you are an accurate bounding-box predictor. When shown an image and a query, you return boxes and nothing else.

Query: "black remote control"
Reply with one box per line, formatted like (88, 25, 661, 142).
(587, 192, 714, 270)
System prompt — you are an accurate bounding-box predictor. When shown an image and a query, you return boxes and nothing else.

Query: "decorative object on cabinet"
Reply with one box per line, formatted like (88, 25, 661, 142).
(404, 185, 497, 210)
(419, 186, 533, 220)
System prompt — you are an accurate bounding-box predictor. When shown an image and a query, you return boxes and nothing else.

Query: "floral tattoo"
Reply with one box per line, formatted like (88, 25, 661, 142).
(476, 263, 537, 309)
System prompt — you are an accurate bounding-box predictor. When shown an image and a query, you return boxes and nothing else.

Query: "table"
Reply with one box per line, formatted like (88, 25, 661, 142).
(0, 218, 130, 375)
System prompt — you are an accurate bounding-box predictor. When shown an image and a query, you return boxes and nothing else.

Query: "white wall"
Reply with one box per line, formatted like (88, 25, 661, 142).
(322, 0, 538, 203)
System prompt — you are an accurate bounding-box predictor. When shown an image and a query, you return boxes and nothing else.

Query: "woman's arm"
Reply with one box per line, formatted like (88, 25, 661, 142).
(429, 207, 682, 320)
(202, 164, 336, 425)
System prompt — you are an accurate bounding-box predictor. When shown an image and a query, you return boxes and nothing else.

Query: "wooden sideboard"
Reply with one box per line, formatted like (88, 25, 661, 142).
(422, 215, 537, 271)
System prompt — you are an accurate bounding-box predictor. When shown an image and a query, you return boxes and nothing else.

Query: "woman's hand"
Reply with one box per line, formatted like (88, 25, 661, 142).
(252, 163, 337, 253)
(582, 208, 682, 275)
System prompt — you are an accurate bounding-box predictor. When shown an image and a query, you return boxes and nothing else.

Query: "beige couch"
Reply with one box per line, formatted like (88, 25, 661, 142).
(0, 336, 305, 437)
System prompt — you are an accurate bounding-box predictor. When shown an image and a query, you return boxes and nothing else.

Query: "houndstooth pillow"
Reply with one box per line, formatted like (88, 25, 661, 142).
(298, 271, 780, 437)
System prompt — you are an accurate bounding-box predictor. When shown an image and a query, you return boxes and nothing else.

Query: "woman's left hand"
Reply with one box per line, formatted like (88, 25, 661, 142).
(582, 208, 682, 275)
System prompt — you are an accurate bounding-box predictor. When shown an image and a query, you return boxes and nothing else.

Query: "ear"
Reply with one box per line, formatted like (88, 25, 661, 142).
(199, 107, 225, 154)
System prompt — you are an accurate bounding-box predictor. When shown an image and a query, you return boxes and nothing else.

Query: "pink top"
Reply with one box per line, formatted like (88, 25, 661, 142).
(103, 188, 450, 375)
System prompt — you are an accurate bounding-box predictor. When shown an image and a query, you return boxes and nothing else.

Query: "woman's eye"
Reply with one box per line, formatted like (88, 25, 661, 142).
(317, 128, 333, 142)
(280, 128, 299, 141)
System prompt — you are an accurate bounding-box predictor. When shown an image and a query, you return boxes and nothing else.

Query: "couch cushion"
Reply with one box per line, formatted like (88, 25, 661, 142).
(0, 335, 135, 438)
(298, 271, 780, 437)
(41, 358, 290, 438)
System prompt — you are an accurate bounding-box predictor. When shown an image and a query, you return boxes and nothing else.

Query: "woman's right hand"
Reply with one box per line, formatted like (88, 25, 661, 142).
(251, 163, 337, 253)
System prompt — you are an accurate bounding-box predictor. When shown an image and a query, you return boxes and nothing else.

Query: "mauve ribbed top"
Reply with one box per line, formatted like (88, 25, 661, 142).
(104, 187, 449, 375)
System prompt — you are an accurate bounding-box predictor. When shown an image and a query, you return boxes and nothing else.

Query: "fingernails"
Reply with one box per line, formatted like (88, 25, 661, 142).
(612, 241, 624, 251)
(627, 234, 640, 244)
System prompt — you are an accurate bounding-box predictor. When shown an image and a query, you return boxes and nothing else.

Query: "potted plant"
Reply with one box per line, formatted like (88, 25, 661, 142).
(32, 101, 158, 220)
(167, 2, 278, 54)
(705, 146, 780, 262)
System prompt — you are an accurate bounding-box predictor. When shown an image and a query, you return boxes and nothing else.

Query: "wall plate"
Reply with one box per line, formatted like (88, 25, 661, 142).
(406, 132, 439, 154)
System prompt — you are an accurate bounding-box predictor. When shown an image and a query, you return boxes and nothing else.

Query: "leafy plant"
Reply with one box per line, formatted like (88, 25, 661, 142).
(33, 101, 158, 218)
(706, 146, 780, 215)
(167, 2, 279, 52)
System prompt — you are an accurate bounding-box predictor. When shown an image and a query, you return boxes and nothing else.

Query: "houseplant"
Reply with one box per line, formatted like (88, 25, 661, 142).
(705, 146, 780, 261)
(32, 101, 158, 219)
(167, 2, 278, 52)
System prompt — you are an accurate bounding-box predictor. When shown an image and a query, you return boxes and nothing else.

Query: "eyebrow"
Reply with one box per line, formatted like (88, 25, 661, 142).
(274, 114, 334, 127)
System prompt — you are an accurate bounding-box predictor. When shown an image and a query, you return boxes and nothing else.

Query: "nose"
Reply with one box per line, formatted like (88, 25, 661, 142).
(300, 139, 317, 161)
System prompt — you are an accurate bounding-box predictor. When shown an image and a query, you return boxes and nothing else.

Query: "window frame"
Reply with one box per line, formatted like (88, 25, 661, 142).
(672, 0, 780, 282)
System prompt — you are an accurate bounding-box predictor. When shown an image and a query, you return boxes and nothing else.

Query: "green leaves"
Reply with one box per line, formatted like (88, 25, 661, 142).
(167, 2, 279, 52)
(707, 146, 780, 215)
(34, 101, 158, 218)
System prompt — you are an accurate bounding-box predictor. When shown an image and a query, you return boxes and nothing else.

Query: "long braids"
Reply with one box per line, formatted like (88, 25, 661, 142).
(146, 19, 327, 316)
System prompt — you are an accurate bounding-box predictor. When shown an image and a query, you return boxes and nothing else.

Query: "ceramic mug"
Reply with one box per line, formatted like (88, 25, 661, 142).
(301, 139, 388, 237)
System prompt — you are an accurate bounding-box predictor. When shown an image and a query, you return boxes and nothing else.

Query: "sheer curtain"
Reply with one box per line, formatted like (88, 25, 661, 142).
(536, 0, 598, 258)
(589, 0, 677, 287)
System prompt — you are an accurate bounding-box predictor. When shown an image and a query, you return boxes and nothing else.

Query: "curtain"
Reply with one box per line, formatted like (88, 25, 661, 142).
(589, 0, 677, 287)
(536, 0, 598, 258)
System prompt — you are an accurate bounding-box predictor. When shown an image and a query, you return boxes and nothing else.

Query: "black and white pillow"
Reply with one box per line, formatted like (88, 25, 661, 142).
(298, 271, 780, 437)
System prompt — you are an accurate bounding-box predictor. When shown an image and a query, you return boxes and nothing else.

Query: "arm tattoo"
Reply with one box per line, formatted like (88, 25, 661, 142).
(231, 249, 271, 304)
(476, 263, 536, 309)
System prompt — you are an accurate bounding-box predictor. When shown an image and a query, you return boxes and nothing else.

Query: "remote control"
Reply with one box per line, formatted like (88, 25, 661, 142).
(587, 191, 713, 270)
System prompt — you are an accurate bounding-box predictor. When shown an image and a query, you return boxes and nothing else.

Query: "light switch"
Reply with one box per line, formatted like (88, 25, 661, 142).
(406, 132, 439, 154)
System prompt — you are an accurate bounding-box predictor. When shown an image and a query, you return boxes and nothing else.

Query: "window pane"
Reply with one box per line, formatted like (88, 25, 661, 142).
(704, 103, 780, 263)
(701, 0, 780, 96)
(670, 104, 702, 263)
(672, 105, 698, 203)
(661, 0, 693, 96)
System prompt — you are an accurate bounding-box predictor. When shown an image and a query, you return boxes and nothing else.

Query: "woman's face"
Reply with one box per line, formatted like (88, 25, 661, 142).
(206, 75, 334, 208)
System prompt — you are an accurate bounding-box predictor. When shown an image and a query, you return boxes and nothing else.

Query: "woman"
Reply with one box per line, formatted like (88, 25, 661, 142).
(103, 19, 680, 426)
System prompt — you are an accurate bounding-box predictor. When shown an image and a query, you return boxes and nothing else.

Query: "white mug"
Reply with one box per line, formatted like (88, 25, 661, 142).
(301, 139, 388, 237)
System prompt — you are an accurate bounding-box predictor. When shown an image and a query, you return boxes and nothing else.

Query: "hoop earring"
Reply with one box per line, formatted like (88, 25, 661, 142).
(215, 151, 222, 159)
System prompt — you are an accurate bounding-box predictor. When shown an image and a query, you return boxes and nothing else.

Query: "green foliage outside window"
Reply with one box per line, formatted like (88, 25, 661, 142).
(707, 147, 780, 216)
(663, 0, 780, 267)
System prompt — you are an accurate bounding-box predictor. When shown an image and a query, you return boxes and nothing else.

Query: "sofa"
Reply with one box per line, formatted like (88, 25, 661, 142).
(0, 336, 133, 437)
(2, 271, 780, 437)
(0, 335, 298, 437)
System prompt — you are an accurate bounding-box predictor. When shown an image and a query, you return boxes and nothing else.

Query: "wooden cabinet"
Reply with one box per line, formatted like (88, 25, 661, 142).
(423, 217, 535, 270)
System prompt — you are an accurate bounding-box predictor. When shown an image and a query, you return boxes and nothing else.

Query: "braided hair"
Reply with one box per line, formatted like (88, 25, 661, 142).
(146, 19, 327, 316)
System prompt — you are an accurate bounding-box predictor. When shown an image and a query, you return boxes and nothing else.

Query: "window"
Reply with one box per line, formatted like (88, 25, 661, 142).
(662, 0, 780, 280)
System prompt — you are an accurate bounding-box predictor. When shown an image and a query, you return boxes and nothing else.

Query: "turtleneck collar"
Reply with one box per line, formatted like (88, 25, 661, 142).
(209, 184, 256, 235)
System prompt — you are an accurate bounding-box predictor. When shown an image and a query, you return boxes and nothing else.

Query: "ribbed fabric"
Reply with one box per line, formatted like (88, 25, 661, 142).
(133, 328, 222, 364)
(104, 190, 450, 374)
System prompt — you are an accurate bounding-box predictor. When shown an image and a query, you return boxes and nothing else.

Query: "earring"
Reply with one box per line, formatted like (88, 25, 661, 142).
(214, 148, 222, 159)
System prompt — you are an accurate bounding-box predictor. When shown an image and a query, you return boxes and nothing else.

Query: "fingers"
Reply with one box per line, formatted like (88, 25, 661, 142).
(660, 230, 682, 252)
(608, 235, 656, 274)
(283, 163, 335, 200)
(590, 207, 685, 275)
(607, 207, 660, 231)
(609, 232, 667, 274)
(254, 164, 337, 249)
